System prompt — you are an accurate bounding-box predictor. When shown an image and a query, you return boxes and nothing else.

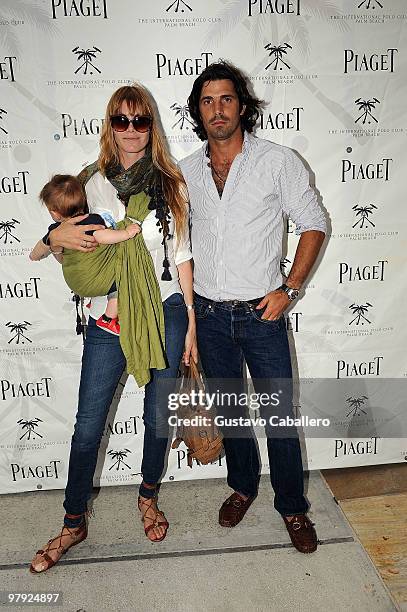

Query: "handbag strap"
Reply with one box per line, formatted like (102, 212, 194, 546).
(187, 360, 205, 393)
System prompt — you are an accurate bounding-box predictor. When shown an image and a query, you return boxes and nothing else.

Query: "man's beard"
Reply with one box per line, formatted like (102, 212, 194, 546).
(207, 118, 240, 140)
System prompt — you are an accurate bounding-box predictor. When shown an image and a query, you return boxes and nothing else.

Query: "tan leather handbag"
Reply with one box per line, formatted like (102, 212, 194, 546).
(171, 361, 223, 467)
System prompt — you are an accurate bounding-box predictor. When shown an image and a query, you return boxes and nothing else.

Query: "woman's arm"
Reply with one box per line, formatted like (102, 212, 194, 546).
(48, 215, 105, 252)
(93, 223, 141, 245)
(177, 259, 198, 366)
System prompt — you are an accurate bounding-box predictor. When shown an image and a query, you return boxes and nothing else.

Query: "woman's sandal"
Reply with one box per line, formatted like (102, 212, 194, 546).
(29, 521, 87, 574)
(138, 496, 169, 543)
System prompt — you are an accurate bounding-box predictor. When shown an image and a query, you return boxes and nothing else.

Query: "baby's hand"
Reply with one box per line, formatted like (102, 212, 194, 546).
(126, 223, 141, 238)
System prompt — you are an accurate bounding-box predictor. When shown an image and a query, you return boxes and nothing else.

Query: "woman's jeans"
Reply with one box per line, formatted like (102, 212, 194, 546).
(63, 293, 187, 525)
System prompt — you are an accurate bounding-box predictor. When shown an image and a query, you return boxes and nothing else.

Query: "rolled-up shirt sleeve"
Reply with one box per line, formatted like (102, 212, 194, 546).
(280, 149, 327, 236)
(173, 215, 192, 266)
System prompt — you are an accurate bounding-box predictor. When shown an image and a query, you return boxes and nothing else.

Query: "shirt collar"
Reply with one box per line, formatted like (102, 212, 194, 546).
(201, 130, 254, 164)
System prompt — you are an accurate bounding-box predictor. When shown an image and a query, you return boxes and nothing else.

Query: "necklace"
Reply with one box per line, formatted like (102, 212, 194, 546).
(206, 144, 231, 186)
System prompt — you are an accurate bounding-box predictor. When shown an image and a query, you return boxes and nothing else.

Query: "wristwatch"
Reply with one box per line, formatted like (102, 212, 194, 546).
(185, 304, 195, 311)
(278, 284, 300, 301)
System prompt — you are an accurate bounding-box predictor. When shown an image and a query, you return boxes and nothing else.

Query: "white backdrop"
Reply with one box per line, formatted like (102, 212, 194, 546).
(1, 0, 406, 494)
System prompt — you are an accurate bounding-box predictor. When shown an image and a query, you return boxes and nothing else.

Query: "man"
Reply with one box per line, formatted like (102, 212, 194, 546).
(179, 61, 326, 553)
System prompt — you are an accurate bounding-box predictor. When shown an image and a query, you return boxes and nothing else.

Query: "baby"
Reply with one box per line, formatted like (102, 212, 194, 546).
(30, 174, 141, 335)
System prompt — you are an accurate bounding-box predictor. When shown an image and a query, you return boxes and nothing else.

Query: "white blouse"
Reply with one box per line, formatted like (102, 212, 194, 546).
(84, 171, 192, 320)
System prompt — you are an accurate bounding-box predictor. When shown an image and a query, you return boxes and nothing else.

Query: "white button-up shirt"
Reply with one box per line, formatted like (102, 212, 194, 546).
(179, 132, 326, 301)
(84, 172, 192, 320)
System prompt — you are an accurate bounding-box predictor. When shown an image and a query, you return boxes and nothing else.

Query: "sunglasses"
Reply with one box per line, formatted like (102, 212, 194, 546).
(110, 114, 152, 133)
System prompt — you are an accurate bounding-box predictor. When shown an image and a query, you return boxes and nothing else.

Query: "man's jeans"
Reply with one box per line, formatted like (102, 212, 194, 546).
(63, 292, 187, 524)
(194, 293, 308, 517)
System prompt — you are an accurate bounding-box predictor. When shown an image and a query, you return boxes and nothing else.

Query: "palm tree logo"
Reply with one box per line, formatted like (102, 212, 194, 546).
(108, 449, 132, 471)
(264, 43, 292, 71)
(166, 0, 192, 12)
(352, 204, 377, 229)
(17, 418, 43, 441)
(345, 396, 368, 417)
(72, 46, 102, 75)
(170, 103, 194, 129)
(348, 303, 372, 326)
(0, 108, 8, 134)
(354, 98, 380, 124)
(357, 0, 383, 8)
(280, 257, 291, 276)
(0, 219, 20, 244)
(6, 321, 32, 344)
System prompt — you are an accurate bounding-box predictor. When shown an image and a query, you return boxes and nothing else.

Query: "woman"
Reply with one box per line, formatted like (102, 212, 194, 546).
(30, 84, 197, 573)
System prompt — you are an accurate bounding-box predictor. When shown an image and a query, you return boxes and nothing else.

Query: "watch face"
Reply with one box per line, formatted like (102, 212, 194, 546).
(288, 289, 299, 300)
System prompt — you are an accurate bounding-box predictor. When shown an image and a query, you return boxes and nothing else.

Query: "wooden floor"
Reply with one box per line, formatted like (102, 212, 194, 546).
(322, 464, 407, 609)
(340, 494, 407, 606)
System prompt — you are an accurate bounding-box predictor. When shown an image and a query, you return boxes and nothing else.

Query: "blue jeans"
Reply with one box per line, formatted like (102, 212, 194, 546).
(63, 292, 187, 525)
(194, 293, 308, 517)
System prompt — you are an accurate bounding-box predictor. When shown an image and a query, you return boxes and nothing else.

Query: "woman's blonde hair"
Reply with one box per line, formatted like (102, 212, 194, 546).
(99, 84, 187, 236)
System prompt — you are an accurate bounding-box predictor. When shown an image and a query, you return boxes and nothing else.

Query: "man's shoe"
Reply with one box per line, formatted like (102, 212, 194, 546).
(219, 492, 255, 527)
(96, 316, 120, 336)
(283, 514, 318, 553)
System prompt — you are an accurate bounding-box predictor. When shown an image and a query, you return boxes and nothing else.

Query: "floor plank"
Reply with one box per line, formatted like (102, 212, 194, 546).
(340, 493, 407, 606)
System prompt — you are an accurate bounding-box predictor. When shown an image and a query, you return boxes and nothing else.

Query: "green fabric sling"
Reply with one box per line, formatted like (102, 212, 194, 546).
(62, 155, 169, 387)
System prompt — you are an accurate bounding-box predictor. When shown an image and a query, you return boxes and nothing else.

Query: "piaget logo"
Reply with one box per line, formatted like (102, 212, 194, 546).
(0, 277, 41, 299)
(0, 377, 52, 401)
(336, 356, 383, 379)
(258, 107, 303, 131)
(248, 0, 300, 16)
(156, 52, 213, 78)
(0, 171, 29, 194)
(51, 0, 108, 19)
(60, 114, 104, 138)
(344, 48, 398, 73)
(10, 460, 61, 482)
(341, 157, 392, 182)
(338, 259, 387, 284)
(334, 436, 378, 458)
(0, 56, 17, 82)
(103, 416, 140, 437)
(174, 448, 223, 470)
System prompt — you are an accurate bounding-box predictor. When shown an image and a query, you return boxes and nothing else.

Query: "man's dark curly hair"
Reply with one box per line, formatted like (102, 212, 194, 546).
(187, 60, 263, 141)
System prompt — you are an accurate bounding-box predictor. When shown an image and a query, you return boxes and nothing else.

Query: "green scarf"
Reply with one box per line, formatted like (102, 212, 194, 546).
(63, 158, 170, 387)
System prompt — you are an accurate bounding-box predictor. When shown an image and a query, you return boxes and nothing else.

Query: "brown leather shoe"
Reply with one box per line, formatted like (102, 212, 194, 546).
(283, 514, 318, 553)
(219, 492, 255, 527)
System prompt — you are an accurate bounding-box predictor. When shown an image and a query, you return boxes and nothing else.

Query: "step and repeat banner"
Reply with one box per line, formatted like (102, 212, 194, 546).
(1, 0, 406, 494)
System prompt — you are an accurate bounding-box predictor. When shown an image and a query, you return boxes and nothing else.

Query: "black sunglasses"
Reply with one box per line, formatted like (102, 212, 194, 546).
(110, 114, 152, 133)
